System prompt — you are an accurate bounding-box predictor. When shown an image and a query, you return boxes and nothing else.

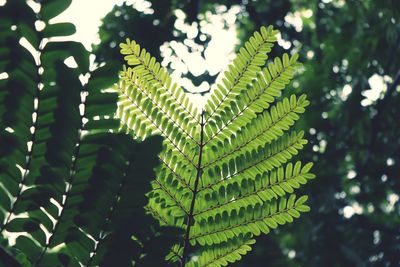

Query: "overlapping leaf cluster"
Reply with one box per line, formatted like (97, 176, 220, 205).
(0, 1, 178, 266)
(118, 25, 316, 266)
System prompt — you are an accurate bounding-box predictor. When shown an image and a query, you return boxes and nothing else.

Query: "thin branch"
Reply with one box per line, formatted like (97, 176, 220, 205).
(180, 111, 205, 267)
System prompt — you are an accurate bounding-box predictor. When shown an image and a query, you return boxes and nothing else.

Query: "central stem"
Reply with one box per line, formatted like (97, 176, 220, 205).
(180, 111, 205, 267)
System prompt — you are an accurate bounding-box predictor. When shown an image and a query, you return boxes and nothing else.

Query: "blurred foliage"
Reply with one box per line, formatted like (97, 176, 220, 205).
(94, 1, 175, 63)
(0, 0, 180, 266)
(96, 0, 400, 266)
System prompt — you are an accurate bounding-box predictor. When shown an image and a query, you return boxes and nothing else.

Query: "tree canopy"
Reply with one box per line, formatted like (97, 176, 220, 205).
(0, 0, 399, 266)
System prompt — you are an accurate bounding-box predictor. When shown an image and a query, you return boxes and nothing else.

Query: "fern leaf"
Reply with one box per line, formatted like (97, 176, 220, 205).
(194, 162, 315, 217)
(202, 94, 310, 168)
(203, 26, 277, 124)
(203, 53, 302, 146)
(116, 81, 198, 168)
(198, 131, 308, 191)
(187, 235, 255, 267)
(190, 195, 310, 246)
(117, 25, 316, 267)
(120, 39, 199, 123)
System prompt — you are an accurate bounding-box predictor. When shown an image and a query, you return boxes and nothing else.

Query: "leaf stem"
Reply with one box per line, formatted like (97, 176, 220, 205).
(180, 111, 205, 266)
(0, 27, 45, 233)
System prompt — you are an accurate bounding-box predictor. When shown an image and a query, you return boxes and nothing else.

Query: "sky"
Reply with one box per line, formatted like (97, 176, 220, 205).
(53, 0, 388, 108)
(0, 0, 390, 110)
(50, 0, 240, 107)
(52, 0, 126, 50)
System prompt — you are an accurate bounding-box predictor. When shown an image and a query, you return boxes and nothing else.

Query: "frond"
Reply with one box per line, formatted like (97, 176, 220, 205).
(199, 131, 308, 191)
(203, 26, 278, 125)
(116, 43, 204, 197)
(113, 25, 316, 267)
(203, 53, 302, 146)
(119, 38, 199, 123)
(194, 161, 315, 217)
(116, 80, 197, 166)
(190, 194, 310, 246)
(202, 94, 310, 168)
(187, 235, 255, 267)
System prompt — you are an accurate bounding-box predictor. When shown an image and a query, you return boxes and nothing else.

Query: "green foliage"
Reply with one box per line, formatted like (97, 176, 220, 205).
(0, 1, 179, 266)
(93, 1, 176, 64)
(92, 0, 400, 265)
(117, 25, 315, 266)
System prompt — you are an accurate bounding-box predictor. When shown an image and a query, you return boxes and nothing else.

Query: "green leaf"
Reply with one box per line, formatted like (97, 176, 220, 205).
(42, 41, 89, 73)
(18, 22, 39, 47)
(43, 22, 76, 38)
(41, 0, 73, 21)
